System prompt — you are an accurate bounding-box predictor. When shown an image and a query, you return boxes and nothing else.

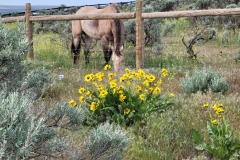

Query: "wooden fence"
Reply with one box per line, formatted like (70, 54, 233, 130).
(2, 0, 240, 69)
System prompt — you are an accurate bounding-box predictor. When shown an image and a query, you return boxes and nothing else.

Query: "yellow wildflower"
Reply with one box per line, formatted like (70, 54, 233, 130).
(79, 96, 84, 102)
(137, 85, 142, 92)
(85, 90, 92, 97)
(161, 68, 168, 77)
(108, 73, 116, 80)
(169, 93, 174, 98)
(157, 79, 162, 84)
(125, 68, 131, 73)
(97, 85, 105, 91)
(68, 99, 77, 107)
(109, 80, 117, 88)
(203, 103, 209, 107)
(138, 69, 145, 77)
(213, 104, 218, 111)
(126, 81, 131, 85)
(99, 90, 108, 99)
(153, 87, 161, 95)
(90, 102, 99, 111)
(142, 80, 150, 87)
(139, 94, 145, 101)
(147, 74, 156, 82)
(104, 64, 111, 71)
(149, 87, 154, 92)
(124, 108, 131, 115)
(211, 119, 217, 125)
(84, 74, 94, 82)
(92, 82, 98, 87)
(78, 87, 85, 94)
(119, 94, 126, 102)
(119, 76, 126, 82)
(118, 90, 123, 94)
(216, 107, 224, 114)
(95, 72, 104, 82)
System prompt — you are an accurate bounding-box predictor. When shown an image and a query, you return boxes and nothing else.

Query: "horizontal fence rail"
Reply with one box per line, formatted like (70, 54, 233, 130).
(2, 16, 25, 23)
(142, 8, 240, 18)
(30, 13, 136, 21)
(3, 8, 240, 23)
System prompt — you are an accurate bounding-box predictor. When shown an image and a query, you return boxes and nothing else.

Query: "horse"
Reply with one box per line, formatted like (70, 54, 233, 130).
(71, 4, 125, 73)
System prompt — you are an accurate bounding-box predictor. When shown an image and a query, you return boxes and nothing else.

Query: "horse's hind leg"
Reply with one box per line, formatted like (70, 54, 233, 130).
(101, 37, 112, 65)
(83, 35, 93, 65)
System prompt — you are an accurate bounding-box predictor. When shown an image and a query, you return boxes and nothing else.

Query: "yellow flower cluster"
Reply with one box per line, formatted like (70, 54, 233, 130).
(69, 67, 170, 115)
(68, 99, 77, 107)
(104, 64, 111, 71)
(90, 101, 99, 111)
(161, 68, 168, 77)
(203, 103, 225, 125)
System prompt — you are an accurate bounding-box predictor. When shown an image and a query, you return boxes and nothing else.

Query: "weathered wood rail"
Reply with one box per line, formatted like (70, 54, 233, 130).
(2, 1, 240, 68)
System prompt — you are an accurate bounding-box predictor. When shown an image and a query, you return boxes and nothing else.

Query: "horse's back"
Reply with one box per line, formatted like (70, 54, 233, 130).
(75, 6, 99, 14)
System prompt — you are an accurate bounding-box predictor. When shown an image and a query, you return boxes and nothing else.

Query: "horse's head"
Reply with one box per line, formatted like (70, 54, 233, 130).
(112, 47, 124, 73)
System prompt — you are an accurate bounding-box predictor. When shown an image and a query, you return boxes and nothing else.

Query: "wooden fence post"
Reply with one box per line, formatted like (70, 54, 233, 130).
(136, 0, 144, 69)
(25, 3, 34, 60)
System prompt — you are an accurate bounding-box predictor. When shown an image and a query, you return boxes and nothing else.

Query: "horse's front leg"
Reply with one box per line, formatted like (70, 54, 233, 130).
(84, 50, 89, 65)
(101, 37, 112, 66)
(83, 35, 93, 65)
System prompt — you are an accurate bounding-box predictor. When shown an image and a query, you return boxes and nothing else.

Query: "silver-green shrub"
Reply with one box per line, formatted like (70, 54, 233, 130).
(0, 21, 28, 93)
(45, 103, 85, 130)
(180, 68, 229, 95)
(86, 123, 129, 160)
(0, 93, 70, 159)
(0, 21, 51, 96)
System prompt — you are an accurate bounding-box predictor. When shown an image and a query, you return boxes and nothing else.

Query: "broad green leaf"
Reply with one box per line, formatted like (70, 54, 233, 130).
(192, 128, 203, 145)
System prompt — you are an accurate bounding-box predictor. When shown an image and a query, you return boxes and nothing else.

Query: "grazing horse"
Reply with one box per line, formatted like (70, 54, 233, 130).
(71, 4, 125, 73)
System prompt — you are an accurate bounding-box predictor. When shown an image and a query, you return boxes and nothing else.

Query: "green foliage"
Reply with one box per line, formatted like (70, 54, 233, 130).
(0, 93, 70, 159)
(192, 104, 240, 160)
(69, 68, 174, 126)
(195, 0, 214, 9)
(124, 10, 163, 47)
(162, 20, 176, 37)
(180, 68, 229, 95)
(145, 0, 177, 11)
(86, 123, 129, 160)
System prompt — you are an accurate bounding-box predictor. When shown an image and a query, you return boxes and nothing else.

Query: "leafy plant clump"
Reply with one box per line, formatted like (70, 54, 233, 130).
(192, 103, 240, 160)
(69, 66, 174, 126)
(180, 68, 229, 95)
